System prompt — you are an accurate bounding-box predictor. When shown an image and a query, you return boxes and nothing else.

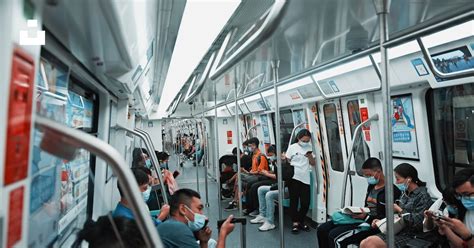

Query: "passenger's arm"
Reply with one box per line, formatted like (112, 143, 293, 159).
(260, 170, 276, 180)
(438, 223, 464, 248)
(305, 153, 316, 166)
(217, 215, 235, 248)
(257, 156, 269, 172)
(401, 194, 432, 230)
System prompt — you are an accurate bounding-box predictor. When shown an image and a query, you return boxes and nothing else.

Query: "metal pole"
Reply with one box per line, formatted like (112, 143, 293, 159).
(272, 60, 284, 248)
(374, 0, 394, 247)
(35, 117, 162, 248)
(214, 83, 223, 220)
(235, 78, 243, 217)
(192, 104, 200, 193)
(202, 101, 210, 207)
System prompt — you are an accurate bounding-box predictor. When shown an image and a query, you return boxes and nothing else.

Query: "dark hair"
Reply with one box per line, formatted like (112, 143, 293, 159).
(247, 137, 259, 147)
(156, 151, 170, 161)
(132, 148, 148, 168)
(170, 188, 201, 215)
(232, 147, 242, 155)
(136, 166, 152, 176)
(242, 140, 249, 146)
(361, 157, 382, 171)
(452, 168, 474, 189)
(267, 145, 276, 154)
(443, 186, 467, 220)
(394, 163, 426, 187)
(72, 215, 145, 248)
(117, 168, 150, 197)
(296, 129, 311, 141)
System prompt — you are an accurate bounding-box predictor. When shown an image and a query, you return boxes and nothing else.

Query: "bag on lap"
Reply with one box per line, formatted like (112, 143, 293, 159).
(331, 211, 365, 225)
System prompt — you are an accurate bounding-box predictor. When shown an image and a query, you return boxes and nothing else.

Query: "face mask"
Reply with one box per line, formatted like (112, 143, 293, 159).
(160, 162, 168, 169)
(299, 141, 310, 148)
(248, 147, 255, 153)
(395, 179, 408, 191)
(461, 197, 474, 211)
(145, 159, 152, 168)
(367, 176, 379, 185)
(269, 155, 277, 161)
(184, 206, 207, 231)
(446, 205, 459, 216)
(142, 187, 151, 202)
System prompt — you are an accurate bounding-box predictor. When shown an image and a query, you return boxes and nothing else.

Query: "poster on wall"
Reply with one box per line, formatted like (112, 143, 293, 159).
(260, 114, 271, 144)
(391, 94, 419, 160)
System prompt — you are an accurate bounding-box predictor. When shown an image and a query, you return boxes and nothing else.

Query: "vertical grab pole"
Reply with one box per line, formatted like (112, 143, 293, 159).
(374, 0, 394, 247)
(234, 78, 243, 217)
(214, 83, 223, 219)
(202, 99, 210, 207)
(192, 104, 200, 193)
(272, 60, 285, 248)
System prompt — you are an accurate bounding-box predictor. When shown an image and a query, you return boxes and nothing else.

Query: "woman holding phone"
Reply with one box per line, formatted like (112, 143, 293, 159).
(285, 129, 316, 233)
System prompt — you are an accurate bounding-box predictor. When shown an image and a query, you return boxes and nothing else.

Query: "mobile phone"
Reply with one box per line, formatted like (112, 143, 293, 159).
(432, 211, 444, 220)
(201, 219, 209, 230)
(306, 151, 313, 155)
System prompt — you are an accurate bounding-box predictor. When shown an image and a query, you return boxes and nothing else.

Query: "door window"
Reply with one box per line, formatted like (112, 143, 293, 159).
(323, 104, 344, 172)
(347, 100, 370, 175)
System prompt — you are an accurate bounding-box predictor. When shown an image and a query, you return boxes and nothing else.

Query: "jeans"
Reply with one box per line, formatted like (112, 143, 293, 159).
(258, 186, 280, 224)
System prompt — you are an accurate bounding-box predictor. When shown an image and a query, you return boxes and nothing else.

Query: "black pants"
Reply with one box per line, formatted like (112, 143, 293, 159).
(288, 179, 310, 223)
(317, 221, 380, 248)
(245, 179, 275, 212)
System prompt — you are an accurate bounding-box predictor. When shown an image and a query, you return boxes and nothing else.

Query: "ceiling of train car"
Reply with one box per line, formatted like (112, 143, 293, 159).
(169, 0, 473, 117)
(42, 0, 186, 108)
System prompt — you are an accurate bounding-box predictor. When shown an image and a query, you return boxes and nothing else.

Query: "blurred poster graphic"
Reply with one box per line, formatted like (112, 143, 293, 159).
(391, 94, 419, 160)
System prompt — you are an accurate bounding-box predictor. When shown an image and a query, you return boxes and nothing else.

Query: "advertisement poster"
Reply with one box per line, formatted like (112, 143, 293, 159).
(260, 114, 270, 144)
(391, 94, 419, 160)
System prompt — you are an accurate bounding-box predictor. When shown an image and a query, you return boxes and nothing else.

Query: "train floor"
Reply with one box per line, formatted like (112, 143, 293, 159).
(169, 155, 318, 248)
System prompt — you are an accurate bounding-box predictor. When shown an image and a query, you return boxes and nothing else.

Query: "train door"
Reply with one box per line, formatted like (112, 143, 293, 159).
(340, 97, 371, 207)
(319, 100, 349, 214)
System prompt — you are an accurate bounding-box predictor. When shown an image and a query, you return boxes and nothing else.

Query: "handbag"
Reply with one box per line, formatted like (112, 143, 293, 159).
(376, 214, 409, 235)
(331, 211, 365, 225)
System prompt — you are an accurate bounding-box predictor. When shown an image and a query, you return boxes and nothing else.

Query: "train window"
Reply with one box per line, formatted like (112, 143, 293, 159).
(323, 103, 344, 172)
(272, 110, 295, 152)
(347, 100, 370, 175)
(427, 84, 474, 190)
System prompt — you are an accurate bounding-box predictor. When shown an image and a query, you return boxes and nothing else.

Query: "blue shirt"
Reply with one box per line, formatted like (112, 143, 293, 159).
(112, 202, 161, 227)
(157, 218, 198, 248)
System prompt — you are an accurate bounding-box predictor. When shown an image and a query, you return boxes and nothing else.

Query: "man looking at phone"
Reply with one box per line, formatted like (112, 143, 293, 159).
(430, 169, 474, 247)
(158, 188, 235, 248)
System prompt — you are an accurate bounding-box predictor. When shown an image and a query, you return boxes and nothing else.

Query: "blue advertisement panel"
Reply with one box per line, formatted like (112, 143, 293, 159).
(391, 94, 419, 160)
(260, 114, 270, 144)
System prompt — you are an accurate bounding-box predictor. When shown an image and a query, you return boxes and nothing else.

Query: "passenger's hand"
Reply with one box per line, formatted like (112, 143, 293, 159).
(393, 203, 402, 213)
(371, 219, 380, 229)
(439, 217, 471, 240)
(196, 227, 212, 243)
(158, 204, 170, 221)
(220, 215, 235, 236)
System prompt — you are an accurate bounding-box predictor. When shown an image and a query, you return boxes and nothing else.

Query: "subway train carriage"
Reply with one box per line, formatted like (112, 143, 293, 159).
(1, 0, 474, 247)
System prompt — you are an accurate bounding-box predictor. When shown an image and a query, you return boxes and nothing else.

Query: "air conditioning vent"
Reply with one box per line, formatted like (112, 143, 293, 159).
(318, 81, 334, 95)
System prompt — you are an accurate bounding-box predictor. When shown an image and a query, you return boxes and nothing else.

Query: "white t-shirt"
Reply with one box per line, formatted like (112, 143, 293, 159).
(286, 143, 312, 185)
(464, 210, 474, 233)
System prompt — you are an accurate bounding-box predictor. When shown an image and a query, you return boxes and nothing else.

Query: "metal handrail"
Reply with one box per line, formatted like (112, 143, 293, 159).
(184, 52, 217, 103)
(416, 37, 474, 80)
(209, 0, 287, 80)
(35, 117, 162, 248)
(289, 122, 307, 145)
(340, 114, 379, 209)
(244, 123, 261, 140)
(114, 125, 169, 204)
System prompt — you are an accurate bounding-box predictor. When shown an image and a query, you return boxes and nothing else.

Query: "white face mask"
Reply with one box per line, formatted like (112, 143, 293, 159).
(298, 141, 310, 148)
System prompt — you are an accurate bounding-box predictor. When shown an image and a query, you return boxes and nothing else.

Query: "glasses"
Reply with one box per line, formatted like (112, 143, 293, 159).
(455, 192, 474, 200)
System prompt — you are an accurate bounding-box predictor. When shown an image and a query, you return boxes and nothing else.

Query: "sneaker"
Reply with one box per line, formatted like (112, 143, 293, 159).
(224, 201, 237, 211)
(250, 215, 265, 224)
(242, 209, 250, 216)
(259, 221, 275, 231)
(249, 210, 259, 217)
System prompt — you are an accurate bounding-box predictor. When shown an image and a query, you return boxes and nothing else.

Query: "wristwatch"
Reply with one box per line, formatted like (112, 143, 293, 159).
(462, 233, 473, 242)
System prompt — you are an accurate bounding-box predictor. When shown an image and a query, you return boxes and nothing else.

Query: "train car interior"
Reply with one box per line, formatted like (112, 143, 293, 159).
(0, 0, 473, 247)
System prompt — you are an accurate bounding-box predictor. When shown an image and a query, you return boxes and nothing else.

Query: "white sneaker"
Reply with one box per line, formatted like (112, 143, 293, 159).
(249, 210, 259, 217)
(250, 215, 265, 224)
(259, 221, 276, 231)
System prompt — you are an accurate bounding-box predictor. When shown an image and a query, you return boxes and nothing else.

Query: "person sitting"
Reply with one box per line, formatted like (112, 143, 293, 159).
(433, 168, 474, 247)
(360, 163, 432, 248)
(157, 188, 235, 248)
(244, 145, 277, 216)
(113, 168, 169, 226)
(156, 151, 170, 170)
(72, 215, 145, 248)
(223, 146, 252, 206)
(132, 148, 150, 168)
(225, 138, 269, 211)
(317, 157, 401, 248)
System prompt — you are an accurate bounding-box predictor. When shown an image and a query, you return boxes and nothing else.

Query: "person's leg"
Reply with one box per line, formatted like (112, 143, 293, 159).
(338, 229, 379, 248)
(265, 190, 279, 224)
(327, 224, 359, 248)
(246, 181, 267, 212)
(316, 221, 337, 248)
(297, 182, 311, 225)
(258, 186, 271, 217)
(288, 179, 299, 224)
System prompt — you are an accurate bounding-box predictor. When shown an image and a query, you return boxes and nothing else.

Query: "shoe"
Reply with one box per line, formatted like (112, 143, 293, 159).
(259, 221, 275, 231)
(242, 209, 249, 216)
(299, 223, 310, 232)
(224, 201, 237, 211)
(250, 215, 265, 224)
(249, 210, 259, 217)
(291, 223, 300, 234)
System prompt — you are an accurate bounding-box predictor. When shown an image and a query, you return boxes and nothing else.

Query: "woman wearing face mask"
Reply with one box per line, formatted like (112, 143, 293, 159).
(285, 129, 316, 233)
(360, 163, 433, 248)
(317, 158, 401, 248)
